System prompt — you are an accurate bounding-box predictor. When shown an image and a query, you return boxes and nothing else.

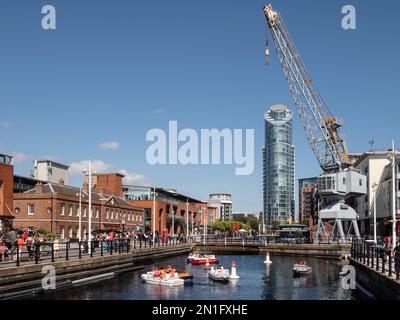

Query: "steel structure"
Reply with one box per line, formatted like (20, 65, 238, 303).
(263, 4, 365, 243)
(263, 4, 350, 173)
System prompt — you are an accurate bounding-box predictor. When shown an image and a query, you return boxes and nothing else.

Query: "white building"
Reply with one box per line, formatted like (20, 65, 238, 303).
(208, 194, 233, 221)
(353, 151, 400, 237)
(34, 160, 70, 185)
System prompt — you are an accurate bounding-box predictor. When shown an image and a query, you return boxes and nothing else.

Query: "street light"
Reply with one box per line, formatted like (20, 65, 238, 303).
(82, 161, 93, 254)
(372, 182, 378, 245)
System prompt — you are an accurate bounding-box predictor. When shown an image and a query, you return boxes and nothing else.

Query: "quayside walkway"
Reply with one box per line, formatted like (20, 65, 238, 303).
(350, 240, 400, 299)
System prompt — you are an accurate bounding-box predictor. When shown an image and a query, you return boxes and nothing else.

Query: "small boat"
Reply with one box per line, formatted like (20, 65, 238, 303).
(208, 266, 230, 283)
(293, 260, 312, 277)
(160, 267, 194, 281)
(187, 253, 217, 263)
(191, 254, 219, 265)
(141, 271, 184, 287)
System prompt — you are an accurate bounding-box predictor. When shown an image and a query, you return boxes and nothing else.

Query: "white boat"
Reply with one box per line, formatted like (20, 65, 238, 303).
(141, 271, 184, 287)
(293, 263, 312, 277)
(208, 266, 230, 283)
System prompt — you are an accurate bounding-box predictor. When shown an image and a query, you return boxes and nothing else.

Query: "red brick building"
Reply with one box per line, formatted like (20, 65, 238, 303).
(123, 186, 203, 235)
(0, 154, 14, 233)
(13, 177, 144, 239)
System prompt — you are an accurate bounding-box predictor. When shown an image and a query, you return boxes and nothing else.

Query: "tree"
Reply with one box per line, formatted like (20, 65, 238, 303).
(248, 218, 260, 230)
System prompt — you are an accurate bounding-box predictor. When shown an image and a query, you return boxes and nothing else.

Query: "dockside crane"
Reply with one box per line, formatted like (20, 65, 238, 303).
(263, 4, 366, 243)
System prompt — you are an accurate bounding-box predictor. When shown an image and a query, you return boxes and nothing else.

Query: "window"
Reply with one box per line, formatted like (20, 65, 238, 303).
(76, 206, 80, 217)
(60, 204, 65, 216)
(359, 179, 363, 186)
(96, 208, 99, 219)
(68, 227, 73, 238)
(106, 210, 109, 219)
(83, 207, 87, 217)
(111, 211, 114, 219)
(14, 207, 20, 214)
(60, 227, 65, 240)
(68, 205, 73, 216)
(116, 212, 119, 220)
(28, 204, 34, 215)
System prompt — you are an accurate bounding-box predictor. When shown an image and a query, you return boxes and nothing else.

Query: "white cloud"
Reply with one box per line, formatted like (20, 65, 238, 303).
(69, 160, 113, 175)
(119, 169, 149, 186)
(12, 153, 31, 164)
(152, 108, 165, 114)
(3, 121, 12, 129)
(98, 141, 120, 150)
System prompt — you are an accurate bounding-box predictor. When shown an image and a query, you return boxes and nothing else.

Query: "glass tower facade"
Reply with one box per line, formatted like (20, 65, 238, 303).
(263, 104, 295, 226)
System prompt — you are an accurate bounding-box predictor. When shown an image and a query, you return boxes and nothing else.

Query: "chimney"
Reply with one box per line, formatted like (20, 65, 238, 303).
(35, 181, 44, 194)
(59, 178, 64, 186)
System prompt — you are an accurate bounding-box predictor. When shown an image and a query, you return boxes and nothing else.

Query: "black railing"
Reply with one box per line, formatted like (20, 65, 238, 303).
(351, 239, 400, 281)
(0, 236, 192, 268)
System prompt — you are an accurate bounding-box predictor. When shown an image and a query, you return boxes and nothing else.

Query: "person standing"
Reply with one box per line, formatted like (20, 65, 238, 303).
(17, 236, 25, 260)
(26, 235, 34, 260)
(394, 242, 400, 280)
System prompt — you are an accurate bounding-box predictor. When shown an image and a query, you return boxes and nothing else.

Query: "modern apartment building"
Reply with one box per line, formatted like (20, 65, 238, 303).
(207, 193, 233, 221)
(263, 104, 295, 226)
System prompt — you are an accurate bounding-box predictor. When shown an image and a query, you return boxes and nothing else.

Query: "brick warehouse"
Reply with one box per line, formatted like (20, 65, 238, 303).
(13, 178, 144, 239)
(123, 186, 209, 235)
(0, 154, 14, 233)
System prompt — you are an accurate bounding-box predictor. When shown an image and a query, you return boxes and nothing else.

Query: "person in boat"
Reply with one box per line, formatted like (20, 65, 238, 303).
(298, 259, 307, 266)
(153, 268, 161, 277)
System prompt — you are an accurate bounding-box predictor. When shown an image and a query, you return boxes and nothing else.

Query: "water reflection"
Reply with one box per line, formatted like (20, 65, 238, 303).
(29, 255, 357, 300)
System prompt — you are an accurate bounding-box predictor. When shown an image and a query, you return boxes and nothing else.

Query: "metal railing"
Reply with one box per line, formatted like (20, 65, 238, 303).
(351, 239, 400, 281)
(0, 236, 191, 268)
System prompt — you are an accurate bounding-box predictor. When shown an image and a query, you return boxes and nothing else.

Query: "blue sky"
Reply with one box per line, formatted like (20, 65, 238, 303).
(0, 0, 399, 214)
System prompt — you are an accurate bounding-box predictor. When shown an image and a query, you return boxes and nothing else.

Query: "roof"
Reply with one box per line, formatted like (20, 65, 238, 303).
(353, 150, 400, 167)
(123, 185, 202, 203)
(23, 183, 140, 209)
(35, 159, 70, 169)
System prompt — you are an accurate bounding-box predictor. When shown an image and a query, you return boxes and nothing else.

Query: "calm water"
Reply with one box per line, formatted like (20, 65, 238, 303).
(31, 255, 361, 300)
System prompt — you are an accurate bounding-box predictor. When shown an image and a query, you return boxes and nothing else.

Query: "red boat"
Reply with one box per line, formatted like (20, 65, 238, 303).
(191, 258, 219, 265)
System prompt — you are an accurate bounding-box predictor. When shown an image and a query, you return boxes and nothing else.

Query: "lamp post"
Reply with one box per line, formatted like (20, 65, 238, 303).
(186, 198, 189, 239)
(391, 140, 397, 249)
(153, 187, 156, 247)
(372, 182, 378, 245)
(88, 160, 92, 254)
(78, 188, 82, 242)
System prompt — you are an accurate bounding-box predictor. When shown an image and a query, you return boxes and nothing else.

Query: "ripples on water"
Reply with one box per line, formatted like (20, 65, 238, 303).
(31, 255, 360, 300)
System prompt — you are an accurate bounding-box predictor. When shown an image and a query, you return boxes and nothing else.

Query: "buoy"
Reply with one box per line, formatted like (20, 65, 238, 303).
(264, 251, 272, 264)
(230, 260, 240, 279)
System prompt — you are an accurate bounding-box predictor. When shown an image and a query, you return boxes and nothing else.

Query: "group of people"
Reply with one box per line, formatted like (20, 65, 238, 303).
(0, 230, 48, 262)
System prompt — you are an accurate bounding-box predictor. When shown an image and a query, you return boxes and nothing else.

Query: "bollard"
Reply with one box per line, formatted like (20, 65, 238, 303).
(79, 241, 82, 259)
(90, 241, 94, 258)
(371, 245, 375, 268)
(389, 251, 392, 277)
(134, 238, 136, 250)
(382, 251, 386, 274)
(101, 240, 104, 256)
(66, 242, 69, 261)
(110, 240, 113, 255)
(367, 245, 370, 266)
(119, 240, 122, 254)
